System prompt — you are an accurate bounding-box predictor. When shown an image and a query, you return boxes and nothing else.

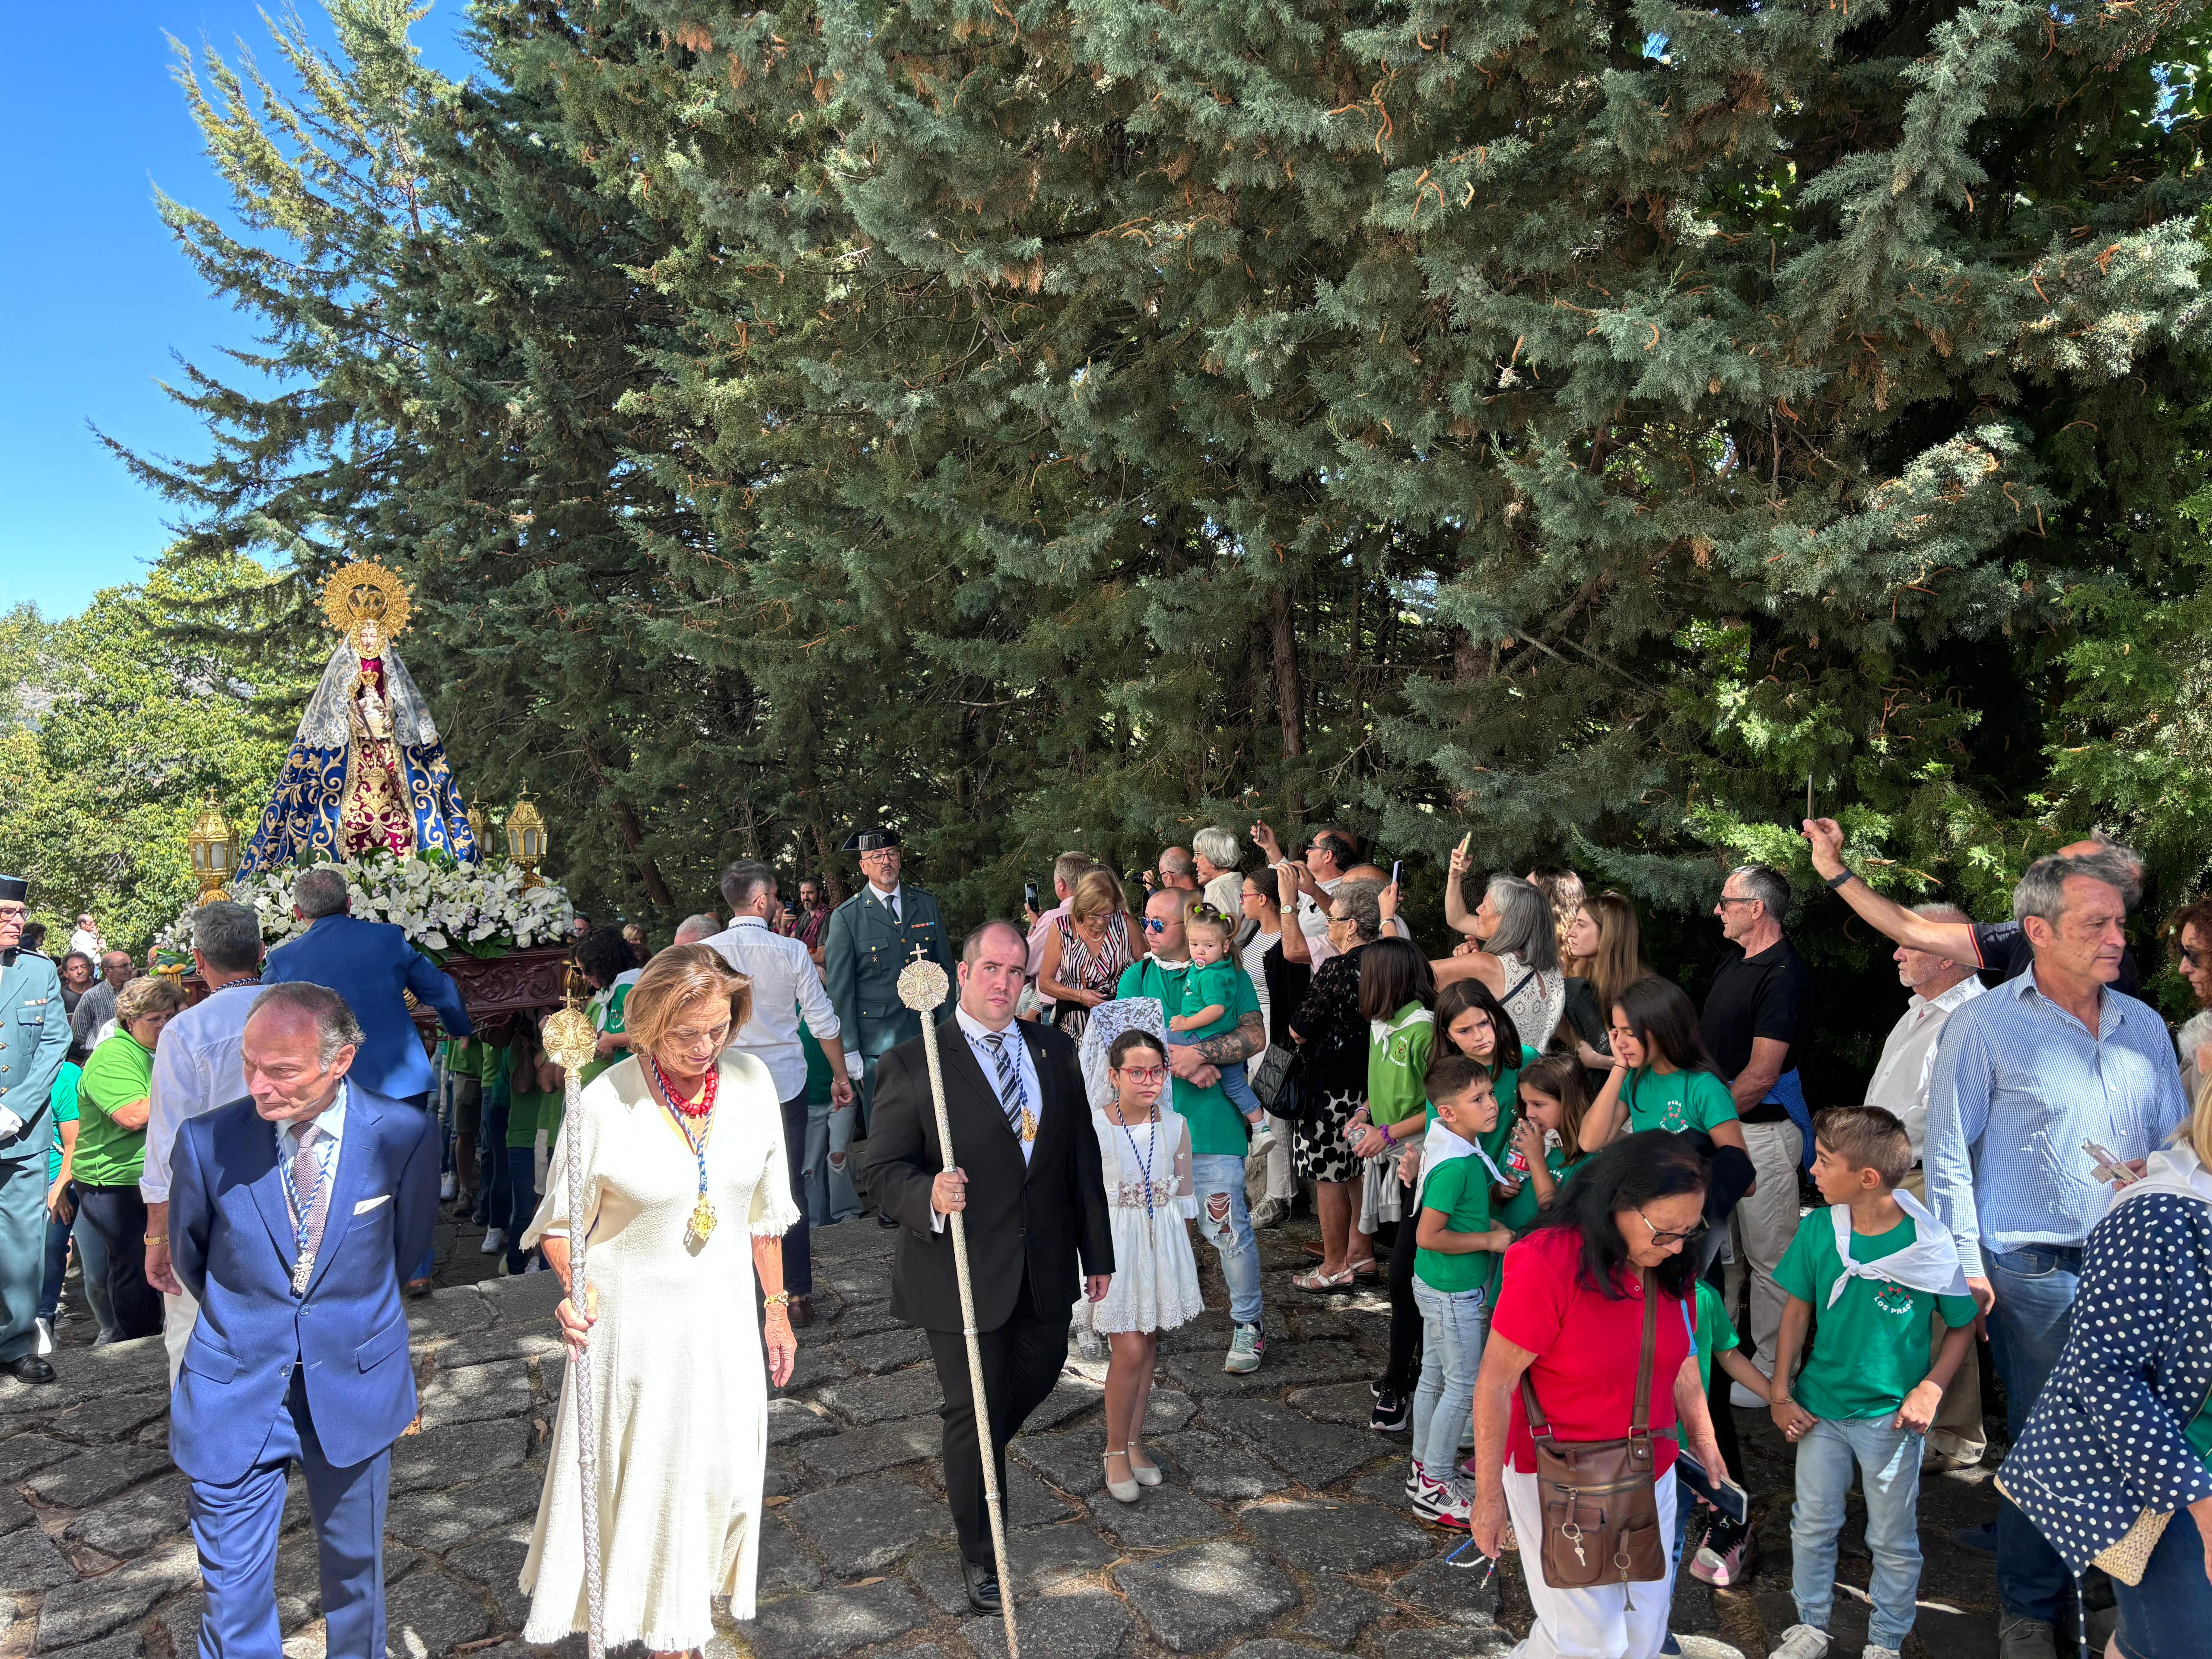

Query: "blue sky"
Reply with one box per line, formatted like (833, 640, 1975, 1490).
(0, 3, 477, 622)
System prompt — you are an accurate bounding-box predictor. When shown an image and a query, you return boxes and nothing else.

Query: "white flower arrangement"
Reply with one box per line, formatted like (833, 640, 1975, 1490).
(159, 852, 576, 963)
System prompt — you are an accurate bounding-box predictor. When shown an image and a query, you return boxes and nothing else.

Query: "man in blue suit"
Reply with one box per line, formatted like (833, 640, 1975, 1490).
(0, 874, 73, 1382)
(168, 981, 438, 1659)
(264, 866, 468, 1292)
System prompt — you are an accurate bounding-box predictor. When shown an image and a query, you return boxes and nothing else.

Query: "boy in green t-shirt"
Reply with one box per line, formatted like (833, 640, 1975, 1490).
(1406, 1053, 1514, 1531)
(1768, 1106, 1976, 1659)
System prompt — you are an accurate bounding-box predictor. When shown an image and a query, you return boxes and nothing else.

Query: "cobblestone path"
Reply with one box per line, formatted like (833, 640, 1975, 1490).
(1, 1213, 2006, 1659)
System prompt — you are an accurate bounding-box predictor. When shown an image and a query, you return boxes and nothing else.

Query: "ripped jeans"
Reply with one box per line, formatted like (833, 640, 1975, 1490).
(1189, 1154, 1263, 1328)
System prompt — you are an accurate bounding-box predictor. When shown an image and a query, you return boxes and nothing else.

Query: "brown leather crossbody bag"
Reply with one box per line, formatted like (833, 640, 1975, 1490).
(1518, 1268, 1666, 1591)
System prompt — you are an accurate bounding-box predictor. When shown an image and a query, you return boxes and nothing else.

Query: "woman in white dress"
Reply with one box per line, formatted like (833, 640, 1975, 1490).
(1078, 1021, 1204, 1504)
(521, 945, 800, 1655)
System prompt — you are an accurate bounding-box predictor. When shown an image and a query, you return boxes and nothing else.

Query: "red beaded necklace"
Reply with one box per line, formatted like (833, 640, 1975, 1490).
(649, 1056, 717, 1120)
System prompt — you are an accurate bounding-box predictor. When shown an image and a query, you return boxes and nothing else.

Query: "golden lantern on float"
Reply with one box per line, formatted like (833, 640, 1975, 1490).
(464, 794, 491, 854)
(187, 795, 240, 905)
(506, 782, 548, 890)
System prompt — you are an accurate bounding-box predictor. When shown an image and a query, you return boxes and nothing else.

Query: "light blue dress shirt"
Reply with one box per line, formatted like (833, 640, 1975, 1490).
(1924, 967, 2186, 1278)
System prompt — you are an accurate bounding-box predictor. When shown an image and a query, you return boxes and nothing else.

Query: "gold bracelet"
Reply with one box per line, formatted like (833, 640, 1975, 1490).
(143, 1233, 168, 1246)
(763, 1291, 791, 1308)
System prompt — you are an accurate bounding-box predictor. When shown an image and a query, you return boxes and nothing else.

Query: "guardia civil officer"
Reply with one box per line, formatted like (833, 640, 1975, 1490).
(0, 875, 76, 1382)
(821, 827, 954, 1227)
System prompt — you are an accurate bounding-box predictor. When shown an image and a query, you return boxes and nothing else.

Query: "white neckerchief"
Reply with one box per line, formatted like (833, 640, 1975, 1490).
(1824, 1186, 1968, 1307)
(2110, 1143, 2212, 1211)
(1413, 1118, 1512, 1209)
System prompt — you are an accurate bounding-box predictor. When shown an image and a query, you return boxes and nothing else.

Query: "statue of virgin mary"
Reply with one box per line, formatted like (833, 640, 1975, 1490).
(239, 562, 480, 873)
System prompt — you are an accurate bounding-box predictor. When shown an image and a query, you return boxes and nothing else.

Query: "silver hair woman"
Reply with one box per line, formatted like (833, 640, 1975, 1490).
(1433, 863, 1567, 1053)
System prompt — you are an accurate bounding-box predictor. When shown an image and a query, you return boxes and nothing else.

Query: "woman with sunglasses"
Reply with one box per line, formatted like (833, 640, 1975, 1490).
(1083, 1028, 1203, 1503)
(1469, 1132, 1730, 1659)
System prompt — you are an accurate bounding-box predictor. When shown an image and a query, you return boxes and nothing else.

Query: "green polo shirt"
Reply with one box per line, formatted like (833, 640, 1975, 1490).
(1116, 956, 1262, 1157)
(76, 1033, 153, 1188)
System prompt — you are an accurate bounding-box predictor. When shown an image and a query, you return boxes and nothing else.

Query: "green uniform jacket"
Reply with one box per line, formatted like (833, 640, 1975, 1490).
(823, 886, 954, 1072)
(0, 950, 70, 1155)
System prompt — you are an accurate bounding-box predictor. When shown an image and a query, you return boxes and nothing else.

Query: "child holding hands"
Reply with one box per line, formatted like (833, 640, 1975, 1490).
(1766, 1106, 1977, 1659)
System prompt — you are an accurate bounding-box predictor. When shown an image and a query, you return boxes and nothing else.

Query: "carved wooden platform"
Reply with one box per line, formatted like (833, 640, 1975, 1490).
(185, 943, 572, 1044)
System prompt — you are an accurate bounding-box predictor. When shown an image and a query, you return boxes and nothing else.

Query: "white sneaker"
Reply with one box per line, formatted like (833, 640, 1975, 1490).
(1729, 1380, 1767, 1411)
(1249, 1198, 1290, 1230)
(440, 1171, 457, 1200)
(522, 1256, 547, 1274)
(34, 1317, 53, 1356)
(480, 1226, 507, 1255)
(1769, 1626, 1831, 1659)
(1862, 1649, 1901, 1659)
(1246, 1121, 1274, 1152)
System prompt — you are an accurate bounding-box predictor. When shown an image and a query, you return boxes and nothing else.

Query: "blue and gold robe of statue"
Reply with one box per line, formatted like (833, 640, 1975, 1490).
(240, 641, 478, 874)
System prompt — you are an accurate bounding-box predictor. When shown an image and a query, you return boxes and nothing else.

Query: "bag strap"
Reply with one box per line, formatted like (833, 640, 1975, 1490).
(1503, 968, 1537, 1007)
(1630, 1268, 1658, 1440)
(1518, 1362, 1553, 1442)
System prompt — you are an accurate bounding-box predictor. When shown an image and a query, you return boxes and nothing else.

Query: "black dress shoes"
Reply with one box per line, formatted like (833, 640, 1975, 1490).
(3, 1354, 57, 1384)
(877, 1211, 899, 1230)
(963, 1558, 1002, 1614)
(786, 1294, 814, 1329)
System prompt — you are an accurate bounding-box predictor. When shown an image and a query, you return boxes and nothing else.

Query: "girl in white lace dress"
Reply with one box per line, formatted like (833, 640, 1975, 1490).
(1077, 1020, 1203, 1503)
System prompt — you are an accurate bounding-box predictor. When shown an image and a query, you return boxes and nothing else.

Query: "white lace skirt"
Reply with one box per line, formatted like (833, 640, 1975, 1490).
(1078, 1201, 1206, 1336)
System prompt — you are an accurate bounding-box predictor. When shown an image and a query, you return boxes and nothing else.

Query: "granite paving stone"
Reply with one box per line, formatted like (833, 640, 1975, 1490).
(23, 1446, 172, 1509)
(0, 1485, 39, 1535)
(1239, 1498, 1434, 1573)
(1221, 1643, 1339, 1659)
(1010, 1429, 1106, 1497)
(839, 1330, 932, 1376)
(750, 1513, 822, 1599)
(0, 1523, 75, 1592)
(957, 1590, 1132, 1659)
(828, 1303, 907, 1340)
(766, 1398, 839, 1446)
(1281, 1381, 1378, 1427)
(159, 1597, 205, 1659)
(386, 1468, 545, 1552)
(447, 1536, 534, 1630)
(1376, 1627, 1516, 1659)
(1149, 1432, 1282, 1503)
(1143, 1389, 1199, 1435)
(1201, 1396, 1384, 1490)
(1166, 1340, 1370, 1397)
(904, 1527, 1122, 1617)
(1114, 1541, 1299, 1653)
(47, 1392, 171, 1446)
(783, 1475, 950, 1578)
(1292, 1582, 1386, 1646)
(383, 1568, 494, 1655)
(60, 1473, 194, 1557)
(1087, 1485, 1231, 1550)
(1024, 1377, 1106, 1433)
(486, 1272, 568, 1326)
(430, 1325, 565, 1371)
(40, 1634, 146, 1659)
(742, 1578, 925, 1659)
(790, 1421, 940, 1482)
(389, 1419, 534, 1495)
(815, 1367, 947, 1426)
(34, 1553, 199, 1652)
(999, 1465, 1074, 1529)
(414, 1359, 535, 1431)
(408, 1287, 495, 1337)
(777, 1343, 855, 1395)
(1384, 1557, 1504, 1626)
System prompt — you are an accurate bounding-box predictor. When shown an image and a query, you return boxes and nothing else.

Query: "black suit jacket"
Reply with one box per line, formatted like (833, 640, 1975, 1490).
(864, 1015, 1113, 1334)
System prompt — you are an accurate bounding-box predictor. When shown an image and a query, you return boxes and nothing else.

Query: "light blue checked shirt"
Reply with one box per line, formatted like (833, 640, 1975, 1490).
(1925, 966, 2186, 1278)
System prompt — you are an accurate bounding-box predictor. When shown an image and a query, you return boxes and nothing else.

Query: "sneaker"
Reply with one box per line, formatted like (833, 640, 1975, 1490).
(1405, 1460, 1425, 1500)
(1370, 1387, 1409, 1432)
(439, 1170, 457, 1200)
(1688, 1519, 1751, 1586)
(1768, 1627, 1830, 1659)
(33, 1317, 53, 1356)
(1224, 1323, 1265, 1374)
(480, 1226, 507, 1255)
(1862, 1649, 1901, 1659)
(522, 1256, 547, 1274)
(1996, 1617, 2058, 1659)
(1246, 1119, 1274, 1152)
(1249, 1197, 1290, 1230)
(1411, 1475, 1471, 1529)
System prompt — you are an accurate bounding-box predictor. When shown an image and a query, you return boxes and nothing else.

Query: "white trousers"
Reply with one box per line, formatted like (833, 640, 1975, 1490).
(1729, 1119, 1803, 1370)
(162, 1285, 200, 1386)
(1503, 1463, 1678, 1659)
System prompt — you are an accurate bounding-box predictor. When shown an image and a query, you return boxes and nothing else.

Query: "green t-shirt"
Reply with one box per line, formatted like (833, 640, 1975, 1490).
(2187, 1397, 2212, 1471)
(1414, 1154, 1500, 1295)
(581, 979, 635, 1087)
(799, 1011, 835, 1106)
(1175, 959, 1249, 1042)
(1495, 1142, 1586, 1235)
(1774, 1210, 1977, 1420)
(1116, 957, 1263, 1157)
(1367, 1004, 1434, 1129)
(1621, 1066, 1739, 1137)
(1692, 1278, 1742, 1394)
(506, 1065, 564, 1150)
(76, 1033, 153, 1187)
(47, 1063, 81, 1184)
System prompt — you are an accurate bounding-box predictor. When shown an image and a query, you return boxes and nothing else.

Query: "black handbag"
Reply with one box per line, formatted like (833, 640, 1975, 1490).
(1250, 1040, 1297, 1113)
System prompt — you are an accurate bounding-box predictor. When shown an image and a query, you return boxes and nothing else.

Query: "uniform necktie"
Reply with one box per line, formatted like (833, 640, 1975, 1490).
(290, 1123, 330, 1291)
(982, 1031, 1028, 1137)
(886, 892, 901, 925)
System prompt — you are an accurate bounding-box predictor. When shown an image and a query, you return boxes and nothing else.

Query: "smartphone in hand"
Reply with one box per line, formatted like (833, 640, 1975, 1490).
(2084, 1140, 2140, 1186)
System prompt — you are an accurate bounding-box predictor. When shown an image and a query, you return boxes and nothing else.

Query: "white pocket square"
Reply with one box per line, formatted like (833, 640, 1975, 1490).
(353, 1194, 392, 1215)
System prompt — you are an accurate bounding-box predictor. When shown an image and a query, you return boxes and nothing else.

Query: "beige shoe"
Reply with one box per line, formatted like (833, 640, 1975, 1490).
(1126, 1442, 1163, 1487)
(1102, 1450, 1141, 1504)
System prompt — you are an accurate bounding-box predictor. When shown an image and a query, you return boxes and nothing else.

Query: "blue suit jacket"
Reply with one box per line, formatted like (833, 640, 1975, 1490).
(264, 914, 472, 1098)
(168, 1087, 439, 1484)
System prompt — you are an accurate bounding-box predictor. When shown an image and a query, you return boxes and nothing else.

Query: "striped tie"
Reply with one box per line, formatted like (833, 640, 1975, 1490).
(290, 1124, 329, 1293)
(982, 1031, 1028, 1137)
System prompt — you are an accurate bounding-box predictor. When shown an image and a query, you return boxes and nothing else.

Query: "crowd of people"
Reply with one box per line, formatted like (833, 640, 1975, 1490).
(2, 807, 2210, 1659)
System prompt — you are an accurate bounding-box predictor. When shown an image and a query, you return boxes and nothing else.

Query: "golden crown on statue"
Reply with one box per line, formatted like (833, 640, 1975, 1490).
(320, 560, 412, 656)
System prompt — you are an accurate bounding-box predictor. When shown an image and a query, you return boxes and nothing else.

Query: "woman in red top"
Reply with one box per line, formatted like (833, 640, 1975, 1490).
(1468, 1132, 1729, 1659)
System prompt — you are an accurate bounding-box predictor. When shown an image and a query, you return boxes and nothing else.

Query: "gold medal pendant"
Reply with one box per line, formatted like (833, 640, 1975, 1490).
(688, 1195, 719, 1246)
(1019, 1106, 1038, 1144)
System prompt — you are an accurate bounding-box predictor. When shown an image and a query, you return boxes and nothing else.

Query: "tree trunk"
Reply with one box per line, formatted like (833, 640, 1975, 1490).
(1268, 583, 1305, 824)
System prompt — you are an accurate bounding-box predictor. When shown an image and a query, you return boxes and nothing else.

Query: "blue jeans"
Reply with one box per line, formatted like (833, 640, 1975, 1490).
(1216, 1062, 1263, 1124)
(38, 1195, 71, 1322)
(2115, 1500, 2212, 1658)
(1791, 1416, 1926, 1650)
(1410, 1275, 1488, 1478)
(73, 1207, 114, 1336)
(1190, 1154, 1262, 1328)
(800, 1098, 835, 1226)
(504, 1147, 539, 1275)
(1987, 1243, 2082, 1623)
(476, 1096, 510, 1228)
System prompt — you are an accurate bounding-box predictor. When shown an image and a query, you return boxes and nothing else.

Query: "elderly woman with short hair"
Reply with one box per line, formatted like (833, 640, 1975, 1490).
(1287, 879, 1386, 1288)
(1434, 860, 1567, 1054)
(520, 944, 799, 1654)
(76, 972, 189, 1339)
(1193, 827, 1245, 918)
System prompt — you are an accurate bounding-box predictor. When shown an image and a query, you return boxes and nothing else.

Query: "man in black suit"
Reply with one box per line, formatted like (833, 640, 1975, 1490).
(865, 919, 1113, 1615)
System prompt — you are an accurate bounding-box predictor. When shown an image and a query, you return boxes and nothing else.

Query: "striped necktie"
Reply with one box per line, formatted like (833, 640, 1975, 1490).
(982, 1031, 1029, 1138)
